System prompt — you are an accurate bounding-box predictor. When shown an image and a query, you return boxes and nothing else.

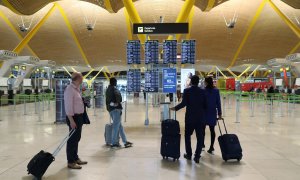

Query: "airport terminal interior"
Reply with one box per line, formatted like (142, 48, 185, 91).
(0, 0, 300, 179)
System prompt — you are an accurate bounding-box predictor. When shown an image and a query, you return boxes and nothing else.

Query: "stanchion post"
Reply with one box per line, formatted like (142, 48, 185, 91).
(93, 95, 96, 116)
(13, 96, 16, 111)
(222, 95, 226, 117)
(34, 95, 37, 114)
(145, 93, 149, 126)
(269, 97, 274, 123)
(280, 97, 284, 117)
(24, 96, 27, 115)
(235, 94, 240, 123)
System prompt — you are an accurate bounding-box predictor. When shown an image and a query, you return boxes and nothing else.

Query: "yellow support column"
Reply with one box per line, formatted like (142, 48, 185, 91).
(215, 66, 228, 79)
(263, 71, 269, 77)
(104, 0, 114, 13)
(71, 67, 78, 72)
(185, 7, 195, 40)
(83, 69, 94, 79)
(204, 0, 216, 12)
(124, 9, 133, 40)
(13, 3, 57, 53)
(267, 0, 300, 38)
(289, 41, 300, 54)
(122, 0, 147, 43)
(226, 68, 238, 79)
(245, 65, 261, 81)
(238, 65, 253, 78)
(63, 66, 72, 77)
(228, 0, 267, 68)
(167, 0, 195, 41)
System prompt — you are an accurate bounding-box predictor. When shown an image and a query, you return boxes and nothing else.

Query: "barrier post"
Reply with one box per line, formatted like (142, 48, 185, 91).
(280, 97, 284, 117)
(24, 96, 27, 115)
(222, 95, 226, 117)
(13, 96, 16, 111)
(34, 95, 37, 114)
(93, 95, 96, 116)
(250, 94, 254, 117)
(269, 96, 274, 123)
(145, 93, 149, 125)
(235, 94, 240, 123)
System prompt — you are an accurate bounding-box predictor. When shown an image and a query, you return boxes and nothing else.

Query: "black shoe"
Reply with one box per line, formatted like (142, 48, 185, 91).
(207, 147, 214, 154)
(183, 154, 191, 160)
(111, 144, 121, 148)
(194, 157, 200, 164)
(124, 141, 133, 148)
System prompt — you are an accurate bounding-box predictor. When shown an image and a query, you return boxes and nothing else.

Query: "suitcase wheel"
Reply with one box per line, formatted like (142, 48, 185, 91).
(237, 158, 241, 162)
(173, 158, 176, 162)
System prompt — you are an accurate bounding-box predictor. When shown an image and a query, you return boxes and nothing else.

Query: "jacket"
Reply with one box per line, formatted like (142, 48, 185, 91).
(105, 85, 122, 112)
(175, 86, 206, 124)
(204, 88, 222, 126)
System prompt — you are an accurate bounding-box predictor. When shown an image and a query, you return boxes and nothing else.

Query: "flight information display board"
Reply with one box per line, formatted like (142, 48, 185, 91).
(145, 40, 159, 64)
(127, 69, 141, 92)
(181, 40, 196, 64)
(126, 40, 141, 64)
(162, 68, 177, 93)
(163, 40, 177, 64)
(145, 70, 159, 92)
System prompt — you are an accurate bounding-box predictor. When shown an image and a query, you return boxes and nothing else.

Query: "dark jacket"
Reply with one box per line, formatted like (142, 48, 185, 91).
(204, 88, 222, 126)
(105, 85, 122, 112)
(175, 86, 206, 124)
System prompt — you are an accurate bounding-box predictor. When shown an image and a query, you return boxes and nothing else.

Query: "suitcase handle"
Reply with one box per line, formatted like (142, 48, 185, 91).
(52, 129, 76, 157)
(169, 109, 176, 120)
(217, 118, 228, 136)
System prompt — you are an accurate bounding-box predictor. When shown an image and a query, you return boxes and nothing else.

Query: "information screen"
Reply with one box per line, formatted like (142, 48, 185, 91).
(145, 40, 159, 64)
(181, 40, 196, 64)
(145, 70, 159, 92)
(163, 40, 177, 64)
(162, 68, 177, 93)
(127, 69, 141, 92)
(127, 40, 141, 64)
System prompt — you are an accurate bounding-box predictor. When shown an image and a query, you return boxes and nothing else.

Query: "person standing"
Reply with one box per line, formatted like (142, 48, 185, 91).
(170, 75, 206, 163)
(203, 77, 222, 154)
(105, 78, 133, 148)
(64, 72, 87, 169)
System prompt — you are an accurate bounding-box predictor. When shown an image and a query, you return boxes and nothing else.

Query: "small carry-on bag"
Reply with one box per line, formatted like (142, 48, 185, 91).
(160, 110, 181, 161)
(217, 118, 243, 162)
(27, 129, 76, 179)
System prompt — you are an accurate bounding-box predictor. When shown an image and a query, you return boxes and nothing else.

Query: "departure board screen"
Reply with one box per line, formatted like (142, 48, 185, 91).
(127, 69, 141, 92)
(181, 40, 196, 64)
(145, 70, 159, 92)
(127, 40, 141, 64)
(145, 40, 159, 64)
(163, 40, 177, 64)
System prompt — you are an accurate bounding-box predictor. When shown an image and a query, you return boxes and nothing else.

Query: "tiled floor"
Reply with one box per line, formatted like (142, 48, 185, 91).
(0, 95, 299, 180)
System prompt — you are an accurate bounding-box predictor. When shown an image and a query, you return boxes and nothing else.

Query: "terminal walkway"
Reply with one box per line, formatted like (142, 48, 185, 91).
(0, 95, 299, 180)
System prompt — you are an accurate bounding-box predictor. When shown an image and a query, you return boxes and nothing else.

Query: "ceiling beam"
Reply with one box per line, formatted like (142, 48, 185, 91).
(244, 65, 261, 81)
(0, 10, 37, 57)
(228, 0, 267, 68)
(267, 0, 300, 38)
(13, 3, 57, 54)
(215, 66, 228, 79)
(56, 3, 91, 67)
(83, 69, 95, 79)
(226, 68, 238, 79)
(63, 66, 72, 76)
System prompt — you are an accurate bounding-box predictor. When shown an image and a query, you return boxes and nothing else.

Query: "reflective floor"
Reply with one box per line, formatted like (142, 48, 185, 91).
(0, 95, 300, 180)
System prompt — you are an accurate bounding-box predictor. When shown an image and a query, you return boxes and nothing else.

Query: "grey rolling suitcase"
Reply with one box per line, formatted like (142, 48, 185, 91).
(104, 115, 119, 146)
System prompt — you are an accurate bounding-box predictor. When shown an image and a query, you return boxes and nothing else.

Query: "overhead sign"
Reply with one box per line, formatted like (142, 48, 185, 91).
(162, 68, 177, 93)
(133, 23, 188, 34)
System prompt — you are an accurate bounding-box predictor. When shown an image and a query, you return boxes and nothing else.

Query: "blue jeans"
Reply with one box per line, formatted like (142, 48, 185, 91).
(110, 109, 127, 145)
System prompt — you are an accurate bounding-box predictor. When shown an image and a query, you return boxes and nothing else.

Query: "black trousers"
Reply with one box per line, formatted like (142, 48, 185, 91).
(185, 122, 205, 158)
(203, 125, 216, 149)
(66, 114, 83, 163)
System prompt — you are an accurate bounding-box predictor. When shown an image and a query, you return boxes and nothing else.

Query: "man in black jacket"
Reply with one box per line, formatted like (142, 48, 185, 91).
(170, 75, 206, 163)
(106, 78, 133, 148)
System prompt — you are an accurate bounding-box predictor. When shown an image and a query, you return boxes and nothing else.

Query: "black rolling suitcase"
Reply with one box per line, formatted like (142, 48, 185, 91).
(160, 111, 181, 161)
(27, 129, 75, 179)
(217, 118, 242, 162)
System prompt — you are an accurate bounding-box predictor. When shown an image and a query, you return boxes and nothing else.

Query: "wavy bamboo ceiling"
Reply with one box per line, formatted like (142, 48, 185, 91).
(0, 0, 299, 71)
